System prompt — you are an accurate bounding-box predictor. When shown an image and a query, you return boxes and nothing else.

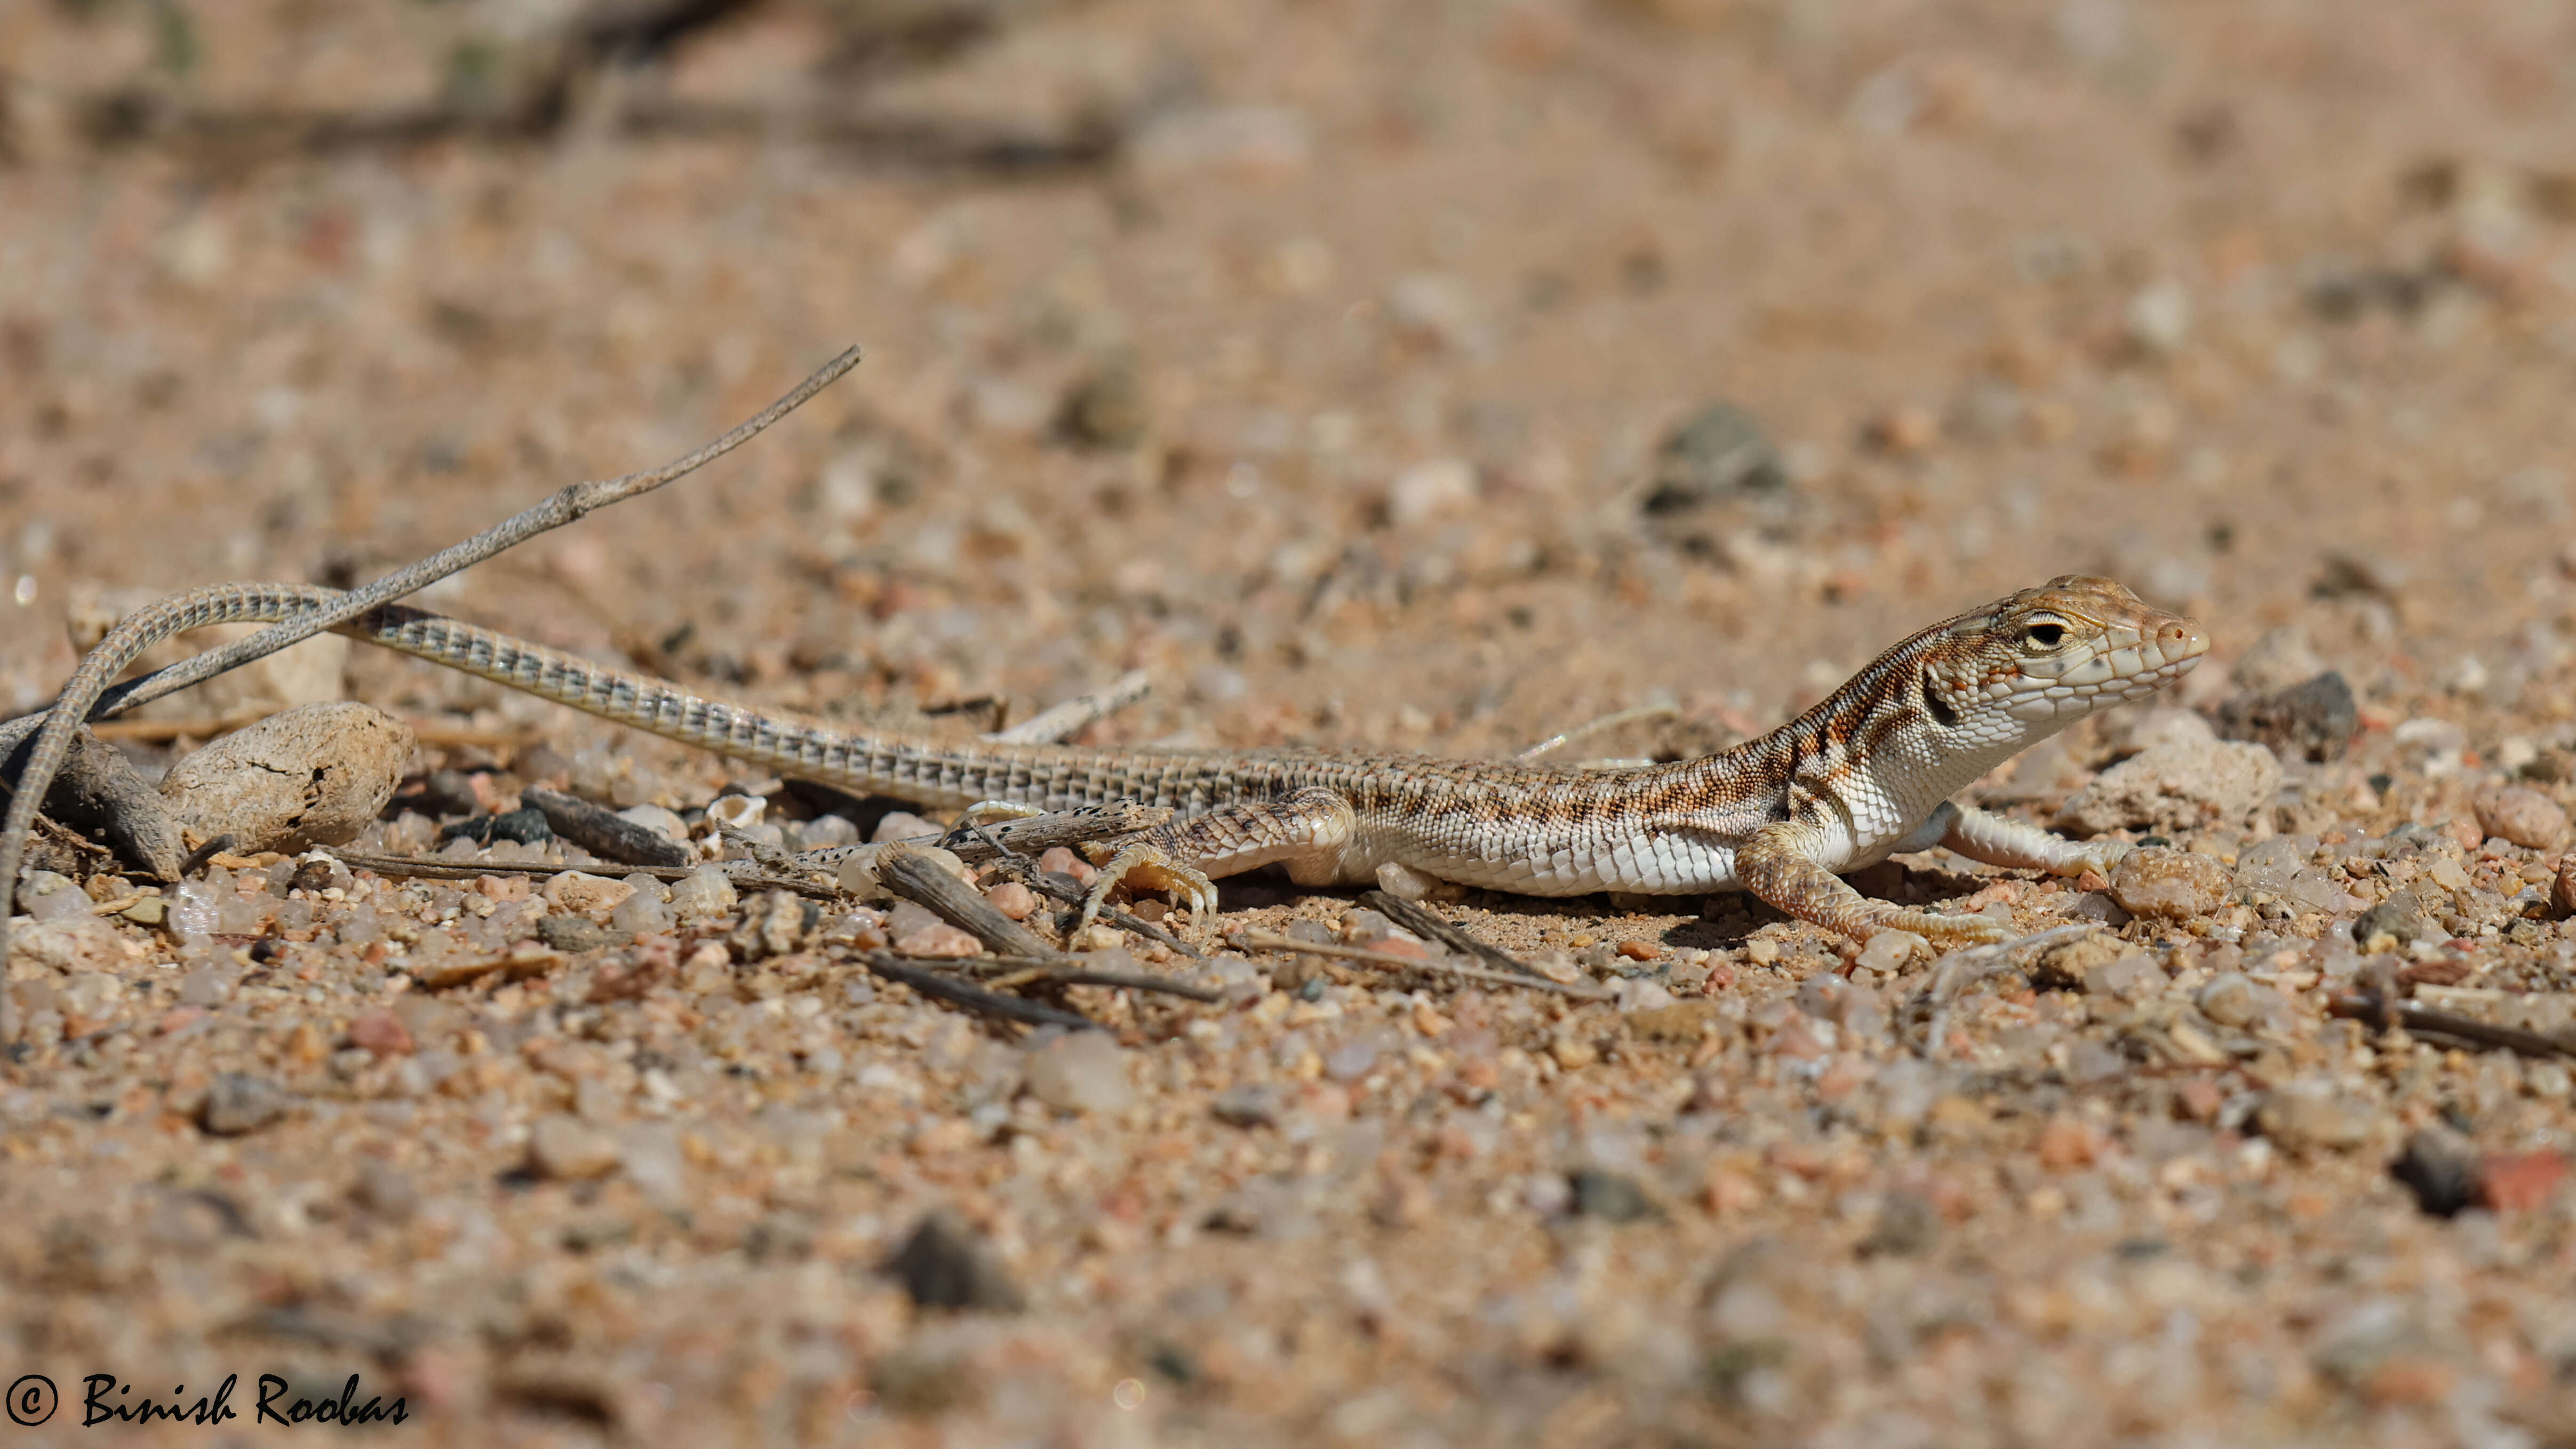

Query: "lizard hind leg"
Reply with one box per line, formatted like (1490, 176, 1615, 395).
(1073, 785, 1359, 932)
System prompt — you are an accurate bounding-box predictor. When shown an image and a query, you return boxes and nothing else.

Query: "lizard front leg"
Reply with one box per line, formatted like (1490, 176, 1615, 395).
(1935, 802, 2129, 879)
(1736, 821, 2009, 944)
(1074, 785, 1359, 932)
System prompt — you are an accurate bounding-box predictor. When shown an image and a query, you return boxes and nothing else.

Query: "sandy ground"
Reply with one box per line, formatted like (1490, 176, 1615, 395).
(7, 1, 2576, 1444)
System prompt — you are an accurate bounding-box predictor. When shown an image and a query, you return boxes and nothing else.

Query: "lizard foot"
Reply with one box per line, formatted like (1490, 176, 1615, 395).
(1075, 840, 1219, 934)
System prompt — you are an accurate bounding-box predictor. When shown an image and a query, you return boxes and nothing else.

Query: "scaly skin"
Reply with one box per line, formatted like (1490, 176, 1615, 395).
(0, 575, 2205, 969)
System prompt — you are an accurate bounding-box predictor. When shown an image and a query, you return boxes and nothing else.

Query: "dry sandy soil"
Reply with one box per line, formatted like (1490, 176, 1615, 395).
(7, 0, 2576, 1444)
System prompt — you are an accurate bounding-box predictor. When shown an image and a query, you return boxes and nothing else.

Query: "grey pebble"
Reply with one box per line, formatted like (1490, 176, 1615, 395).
(537, 915, 615, 953)
(198, 1073, 290, 1136)
(1568, 1168, 1662, 1223)
(884, 1209, 1024, 1312)
(2391, 1125, 2482, 1218)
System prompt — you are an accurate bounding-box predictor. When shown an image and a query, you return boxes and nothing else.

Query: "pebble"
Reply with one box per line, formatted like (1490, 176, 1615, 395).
(2475, 1150, 2567, 1213)
(1211, 1083, 1282, 1128)
(609, 886, 674, 937)
(2084, 953, 2167, 1001)
(2195, 974, 2270, 1029)
(2057, 739, 2283, 837)
(8, 915, 129, 975)
(896, 922, 982, 958)
(1023, 1030, 1135, 1113)
(16, 870, 87, 920)
(544, 871, 635, 917)
(873, 811, 941, 845)
(2354, 892, 2431, 950)
(984, 882, 1039, 920)
(1567, 1169, 1662, 1223)
(883, 1209, 1024, 1312)
(617, 803, 690, 843)
(2215, 671, 2359, 763)
(346, 1009, 413, 1057)
(527, 1113, 620, 1180)
(2032, 933, 2127, 990)
(2474, 786, 2570, 850)
(537, 915, 615, 953)
(2255, 1080, 2376, 1152)
(198, 1073, 290, 1136)
(2108, 847, 2230, 919)
(1036, 847, 1096, 885)
(159, 702, 414, 853)
(667, 863, 738, 920)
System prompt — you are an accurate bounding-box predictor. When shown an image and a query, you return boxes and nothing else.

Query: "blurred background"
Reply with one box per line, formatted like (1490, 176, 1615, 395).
(1, 0, 2570, 759)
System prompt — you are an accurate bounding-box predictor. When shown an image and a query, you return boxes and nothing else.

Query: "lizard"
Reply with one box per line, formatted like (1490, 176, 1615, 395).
(2, 573, 2205, 949)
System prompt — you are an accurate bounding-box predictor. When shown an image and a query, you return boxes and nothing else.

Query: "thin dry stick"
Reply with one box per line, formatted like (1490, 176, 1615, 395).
(1516, 701, 1679, 761)
(1233, 930, 1614, 1000)
(0, 347, 862, 1046)
(985, 669, 1152, 745)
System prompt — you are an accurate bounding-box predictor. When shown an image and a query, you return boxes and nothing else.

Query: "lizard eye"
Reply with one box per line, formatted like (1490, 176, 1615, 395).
(2023, 622, 2065, 649)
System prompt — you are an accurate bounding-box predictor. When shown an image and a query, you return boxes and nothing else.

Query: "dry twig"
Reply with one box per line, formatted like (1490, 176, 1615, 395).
(1233, 930, 1614, 1000)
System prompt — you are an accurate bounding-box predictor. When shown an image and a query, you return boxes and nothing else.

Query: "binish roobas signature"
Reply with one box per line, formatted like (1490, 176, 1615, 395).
(22, 1371, 414, 1429)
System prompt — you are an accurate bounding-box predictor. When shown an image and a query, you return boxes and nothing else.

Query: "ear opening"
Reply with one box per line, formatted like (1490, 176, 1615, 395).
(1921, 669, 1959, 728)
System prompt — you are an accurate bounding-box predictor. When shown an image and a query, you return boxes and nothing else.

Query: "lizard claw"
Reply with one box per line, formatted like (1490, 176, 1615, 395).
(1075, 841, 1218, 935)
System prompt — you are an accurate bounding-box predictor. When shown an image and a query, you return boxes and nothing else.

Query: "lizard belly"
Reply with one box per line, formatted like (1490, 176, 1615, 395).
(1345, 829, 1746, 896)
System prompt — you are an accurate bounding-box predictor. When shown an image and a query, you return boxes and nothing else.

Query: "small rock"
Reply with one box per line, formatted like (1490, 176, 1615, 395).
(2215, 671, 2359, 763)
(2084, 953, 2167, 1001)
(2109, 847, 2230, 919)
(543, 871, 636, 918)
(438, 806, 552, 848)
(2032, 933, 2128, 991)
(873, 811, 940, 845)
(1023, 1030, 1135, 1113)
(1616, 938, 1664, 962)
(345, 1008, 413, 1057)
(2057, 739, 2283, 837)
(198, 1073, 290, 1136)
(2355, 892, 2432, 950)
(9, 914, 130, 975)
(2476, 1150, 2568, 1213)
(16, 870, 87, 920)
(2392, 1125, 2483, 1217)
(2195, 973, 2270, 1029)
(527, 1113, 620, 1180)
(896, 923, 983, 958)
(2256, 1079, 2376, 1152)
(883, 1209, 1024, 1312)
(1568, 1169, 1662, 1223)
(2474, 786, 2570, 850)
(609, 884, 674, 937)
(1857, 1191, 1939, 1257)
(159, 702, 414, 853)
(667, 863, 738, 920)
(537, 915, 615, 953)
(984, 882, 1039, 920)
(350, 1161, 418, 1221)
(617, 803, 689, 843)
(1638, 400, 1798, 549)
(1056, 361, 1147, 449)
(1211, 1084, 1281, 1128)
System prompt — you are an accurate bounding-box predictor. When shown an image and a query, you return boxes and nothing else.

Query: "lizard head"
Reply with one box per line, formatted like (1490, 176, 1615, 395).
(1927, 575, 2208, 731)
